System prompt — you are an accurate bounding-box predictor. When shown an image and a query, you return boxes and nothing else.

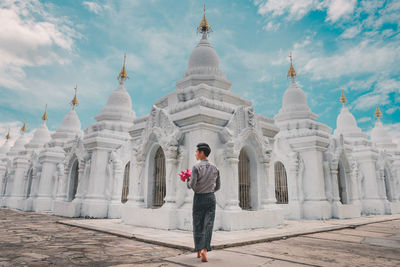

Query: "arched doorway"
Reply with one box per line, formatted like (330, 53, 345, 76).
(337, 161, 348, 204)
(383, 168, 392, 201)
(121, 162, 130, 203)
(238, 148, 251, 210)
(153, 147, 166, 208)
(25, 168, 33, 198)
(67, 159, 79, 201)
(274, 162, 288, 204)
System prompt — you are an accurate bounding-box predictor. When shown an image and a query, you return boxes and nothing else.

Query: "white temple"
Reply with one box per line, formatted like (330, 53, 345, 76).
(1, 10, 399, 231)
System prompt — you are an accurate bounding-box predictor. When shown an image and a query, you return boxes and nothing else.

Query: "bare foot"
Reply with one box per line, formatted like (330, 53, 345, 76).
(200, 248, 208, 262)
(197, 251, 201, 258)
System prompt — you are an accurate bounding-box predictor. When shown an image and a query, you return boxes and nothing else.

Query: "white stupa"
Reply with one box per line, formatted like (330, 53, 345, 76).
(371, 106, 393, 148)
(275, 54, 318, 123)
(92, 54, 135, 132)
(334, 91, 364, 139)
(50, 86, 82, 146)
(8, 123, 29, 157)
(0, 131, 11, 158)
(25, 106, 51, 150)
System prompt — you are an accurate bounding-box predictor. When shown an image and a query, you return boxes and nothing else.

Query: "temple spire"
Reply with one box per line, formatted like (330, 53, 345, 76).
(287, 52, 297, 82)
(374, 106, 382, 121)
(197, 4, 212, 36)
(339, 90, 347, 107)
(41, 104, 48, 122)
(118, 53, 128, 84)
(70, 85, 79, 109)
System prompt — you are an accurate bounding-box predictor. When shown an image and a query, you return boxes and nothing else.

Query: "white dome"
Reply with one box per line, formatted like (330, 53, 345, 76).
(371, 121, 392, 145)
(282, 81, 308, 111)
(0, 141, 10, 156)
(29, 122, 51, 146)
(9, 133, 29, 154)
(335, 106, 362, 135)
(58, 109, 81, 133)
(188, 34, 219, 71)
(94, 83, 135, 123)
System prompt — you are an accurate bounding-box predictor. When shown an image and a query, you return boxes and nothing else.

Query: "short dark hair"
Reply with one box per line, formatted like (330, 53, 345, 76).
(197, 143, 211, 157)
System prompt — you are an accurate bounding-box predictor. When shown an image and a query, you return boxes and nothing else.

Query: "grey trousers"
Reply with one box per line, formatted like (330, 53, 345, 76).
(192, 192, 216, 252)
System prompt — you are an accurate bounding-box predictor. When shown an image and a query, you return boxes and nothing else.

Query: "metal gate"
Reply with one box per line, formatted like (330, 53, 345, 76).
(274, 162, 288, 204)
(68, 160, 79, 201)
(337, 162, 348, 204)
(25, 168, 33, 198)
(239, 149, 251, 210)
(121, 162, 130, 203)
(153, 147, 166, 208)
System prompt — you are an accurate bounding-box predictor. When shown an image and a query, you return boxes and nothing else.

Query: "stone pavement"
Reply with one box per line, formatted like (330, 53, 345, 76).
(0, 208, 186, 266)
(59, 213, 400, 250)
(0, 208, 399, 266)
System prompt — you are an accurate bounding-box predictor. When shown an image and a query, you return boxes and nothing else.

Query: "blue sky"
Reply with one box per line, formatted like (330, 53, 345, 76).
(0, 0, 399, 146)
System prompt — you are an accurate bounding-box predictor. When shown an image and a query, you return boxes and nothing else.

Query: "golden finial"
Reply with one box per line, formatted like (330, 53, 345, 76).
(21, 122, 27, 132)
(287, 52, 297, 82)
(339, 90, 347, 105)
(374, 106, 382, 120)
(197, 4, 212, 35)
(118, 53, 128, 83)
(41, 104, 48, 121)
(5, 129, 10, 140)
(71, 85, 79, 109)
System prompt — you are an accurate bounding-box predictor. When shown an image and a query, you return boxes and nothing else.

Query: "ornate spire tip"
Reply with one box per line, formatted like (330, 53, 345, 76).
(41, 104, 48, 121)
(374, 106, 382, 119)
(71, 85, 79, 109)
(21, 122, 27, 132)
(118, 53, 128, 83)
(287, 52, 297, 81)
(197, 4, 212, 35)
(340, 90, 347, 105)
(5, 130, 10, 140)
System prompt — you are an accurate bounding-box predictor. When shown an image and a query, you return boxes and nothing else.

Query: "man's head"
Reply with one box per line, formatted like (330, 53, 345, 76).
(196, 143, 211, 160)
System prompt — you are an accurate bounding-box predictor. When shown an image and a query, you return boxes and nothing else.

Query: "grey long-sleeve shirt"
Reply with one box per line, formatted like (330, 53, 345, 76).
(187, 159, 220, 193)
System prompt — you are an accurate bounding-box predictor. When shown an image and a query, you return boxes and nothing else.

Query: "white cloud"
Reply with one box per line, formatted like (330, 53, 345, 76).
(254, 0, 357, 27)
(256, 0, 323, 21)
(0, 0, 79, 90)
(352, 92, 389, 111)
(340, 25, 361, 39)
(357, 117, 371, 123)
(386, 106, 399, 115)
(83, 1, 103, 14)
(326, 0, 357, 22)
(350, 77, 400, 112)
(303, 40, 400, 80)
(263, 21, 280, 31)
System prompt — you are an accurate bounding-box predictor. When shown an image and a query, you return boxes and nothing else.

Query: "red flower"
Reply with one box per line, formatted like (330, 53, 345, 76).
(179, 169, 192, 182)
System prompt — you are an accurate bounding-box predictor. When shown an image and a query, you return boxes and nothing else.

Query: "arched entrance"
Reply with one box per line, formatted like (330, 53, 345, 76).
(121, 162, 130, 203)
(274, 162, 288, 204)
(337, 161, 348, 204)
(25, 168, 34, 198)
(67, 159, 79, 201)
(238, 148, 251, 210)
(153, 147, 166, 208)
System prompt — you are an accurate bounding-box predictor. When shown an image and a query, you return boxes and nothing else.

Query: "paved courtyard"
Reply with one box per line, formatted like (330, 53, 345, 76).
(0, 208, 399, 266)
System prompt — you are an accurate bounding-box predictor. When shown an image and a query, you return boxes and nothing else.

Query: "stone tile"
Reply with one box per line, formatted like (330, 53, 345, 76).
(165, 250, 308, 267)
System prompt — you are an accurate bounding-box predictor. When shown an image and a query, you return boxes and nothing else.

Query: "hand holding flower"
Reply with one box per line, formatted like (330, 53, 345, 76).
(179, 169, 191, 182)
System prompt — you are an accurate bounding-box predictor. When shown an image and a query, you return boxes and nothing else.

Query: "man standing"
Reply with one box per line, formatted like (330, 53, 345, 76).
(187, 143, 220, 262)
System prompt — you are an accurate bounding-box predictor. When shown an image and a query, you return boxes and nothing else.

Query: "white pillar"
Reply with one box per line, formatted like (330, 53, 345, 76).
(35, 148, 65, 211)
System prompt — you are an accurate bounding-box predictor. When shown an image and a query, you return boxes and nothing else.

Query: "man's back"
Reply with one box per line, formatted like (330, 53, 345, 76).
(187, 159, 220, 193)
